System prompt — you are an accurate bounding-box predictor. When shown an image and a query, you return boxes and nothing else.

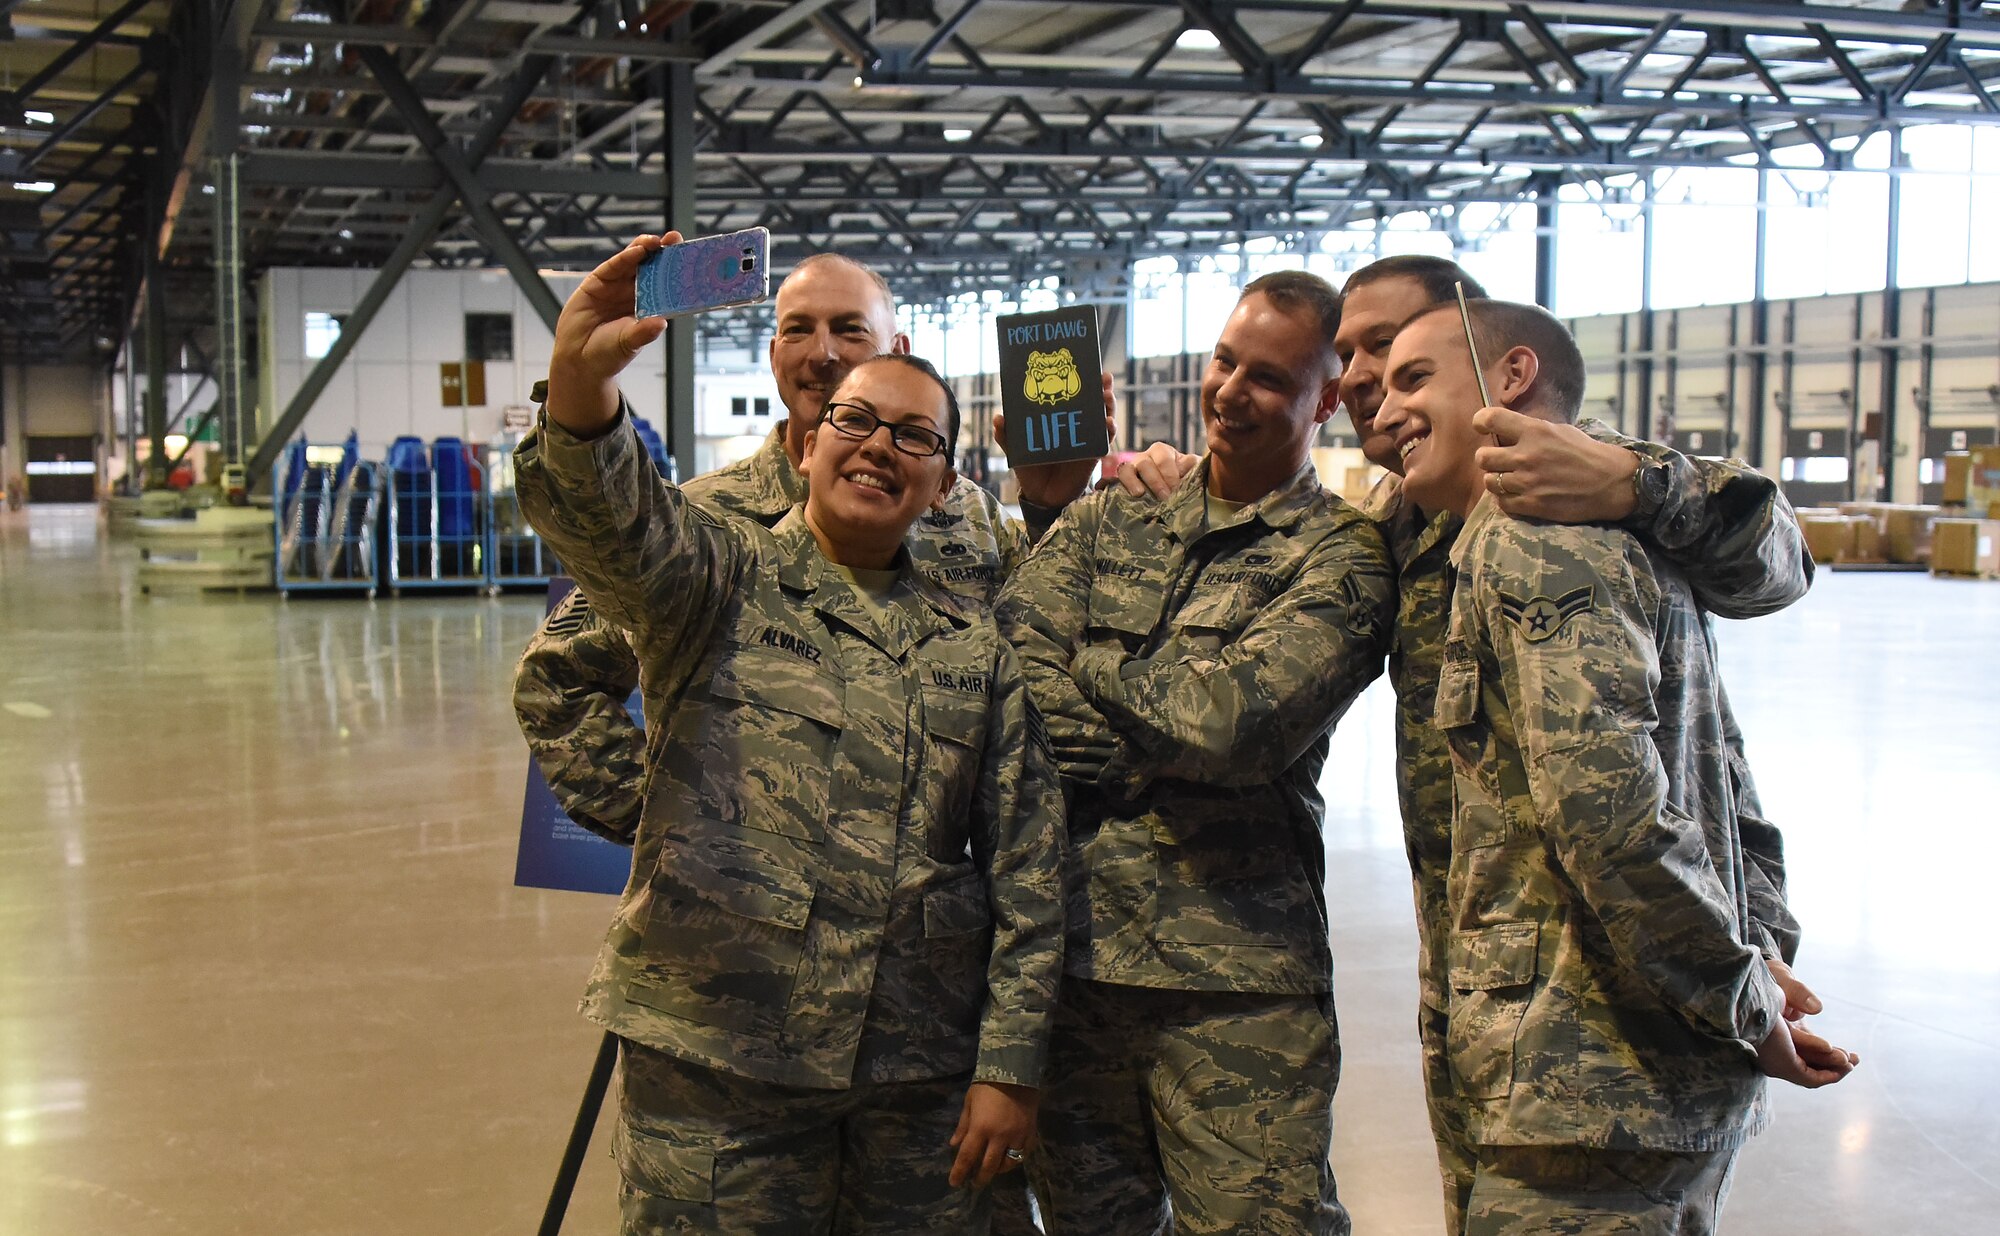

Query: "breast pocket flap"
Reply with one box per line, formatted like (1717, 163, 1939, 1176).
(708, 649, 844, 728)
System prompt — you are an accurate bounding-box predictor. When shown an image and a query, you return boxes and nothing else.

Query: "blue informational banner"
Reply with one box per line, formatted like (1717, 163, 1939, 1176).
(512, 579, 639, 896)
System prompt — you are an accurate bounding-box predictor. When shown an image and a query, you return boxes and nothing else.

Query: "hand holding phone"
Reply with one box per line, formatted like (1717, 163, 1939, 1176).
(636, 227, 772, 319)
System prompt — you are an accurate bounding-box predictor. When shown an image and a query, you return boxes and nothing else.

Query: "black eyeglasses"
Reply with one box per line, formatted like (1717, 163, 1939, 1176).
(819, 403, 950, 459)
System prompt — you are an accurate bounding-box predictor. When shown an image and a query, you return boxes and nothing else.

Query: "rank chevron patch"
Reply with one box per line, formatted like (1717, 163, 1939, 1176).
(1498, 585, 1595, 643)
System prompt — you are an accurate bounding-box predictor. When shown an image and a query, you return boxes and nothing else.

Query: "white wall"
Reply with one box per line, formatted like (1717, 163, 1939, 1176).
(257, 267, 670, 456)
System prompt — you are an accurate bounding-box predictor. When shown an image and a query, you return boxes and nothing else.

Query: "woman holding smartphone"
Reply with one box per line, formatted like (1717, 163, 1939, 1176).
(514, 234, 1064, 1235)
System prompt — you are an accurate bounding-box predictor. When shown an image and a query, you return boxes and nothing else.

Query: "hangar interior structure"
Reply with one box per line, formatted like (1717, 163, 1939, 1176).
(5, 5, 2000, 1235)
(1, 0, 1998, 511)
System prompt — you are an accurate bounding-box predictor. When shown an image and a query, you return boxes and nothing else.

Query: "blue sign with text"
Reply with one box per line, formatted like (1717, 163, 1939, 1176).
(512, 579, 637, 896)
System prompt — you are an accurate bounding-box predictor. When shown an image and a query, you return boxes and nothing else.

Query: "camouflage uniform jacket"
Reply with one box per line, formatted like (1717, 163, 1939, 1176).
(513, 409, 1065, 1092)
(1434, 495, 1787, 1151)
(996, 456, 1395, 995)
(1366, 423, 1809, 1023)
(514, 418, 1029, 844)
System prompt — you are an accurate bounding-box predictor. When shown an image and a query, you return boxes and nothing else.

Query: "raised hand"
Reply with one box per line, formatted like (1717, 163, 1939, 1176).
(1472, 405, 1643, 523)
(546, 233, 677, 436)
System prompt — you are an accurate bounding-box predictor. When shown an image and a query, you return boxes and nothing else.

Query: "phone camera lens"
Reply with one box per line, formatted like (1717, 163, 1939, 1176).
(740, 257, 755, 273)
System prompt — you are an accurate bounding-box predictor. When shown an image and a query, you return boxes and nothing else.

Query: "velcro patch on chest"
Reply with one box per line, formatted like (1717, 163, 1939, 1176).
(1498, 586, 1595, 643)
(752, 625, 826, 665)
(928, 668, 991, 694)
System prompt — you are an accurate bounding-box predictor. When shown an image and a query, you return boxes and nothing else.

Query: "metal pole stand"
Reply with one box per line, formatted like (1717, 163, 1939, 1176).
(537, 1031, 620, 1236)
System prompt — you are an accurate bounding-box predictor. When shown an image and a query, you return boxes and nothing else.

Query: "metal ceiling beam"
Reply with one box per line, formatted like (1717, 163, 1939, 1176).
(357, 44, 564, 329)
(854, 63, 2000, 129)
(10, 0, 153, 103)
(245, 47, 570, 490)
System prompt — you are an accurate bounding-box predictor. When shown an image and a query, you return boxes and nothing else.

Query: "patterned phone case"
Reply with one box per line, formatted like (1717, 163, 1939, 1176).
(636, 227, 771, 319)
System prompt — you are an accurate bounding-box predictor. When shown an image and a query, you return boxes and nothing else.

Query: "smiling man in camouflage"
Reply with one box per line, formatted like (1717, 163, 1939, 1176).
(1374, 297, 1856, 1235)
(996, 270, 1395, 1235)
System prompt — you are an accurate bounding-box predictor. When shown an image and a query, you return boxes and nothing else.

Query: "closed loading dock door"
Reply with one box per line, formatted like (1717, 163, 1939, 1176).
(26, 435, 97, 503)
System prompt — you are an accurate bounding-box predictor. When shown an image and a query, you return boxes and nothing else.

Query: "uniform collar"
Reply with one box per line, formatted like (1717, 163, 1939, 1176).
(771, 508, 961, 659)
(1447, 494, 1506, 570)
(1158, 454, 1324, 544)
(740, 420, 808, 519)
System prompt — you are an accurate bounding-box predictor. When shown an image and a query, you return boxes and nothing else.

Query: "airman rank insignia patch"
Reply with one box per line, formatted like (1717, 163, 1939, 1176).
(545, 589, 591, 635)
(1499, 586, 1594, 643)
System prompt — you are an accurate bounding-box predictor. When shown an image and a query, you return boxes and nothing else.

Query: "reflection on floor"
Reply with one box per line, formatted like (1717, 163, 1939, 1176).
(2, 503, 1995, 1235)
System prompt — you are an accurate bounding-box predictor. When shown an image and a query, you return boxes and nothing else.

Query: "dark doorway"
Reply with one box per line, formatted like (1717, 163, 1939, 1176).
(26, 435, 98, 503)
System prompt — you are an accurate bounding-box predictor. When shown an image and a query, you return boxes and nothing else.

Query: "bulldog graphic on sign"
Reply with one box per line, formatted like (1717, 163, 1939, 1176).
(1024, 348, 1084, 406)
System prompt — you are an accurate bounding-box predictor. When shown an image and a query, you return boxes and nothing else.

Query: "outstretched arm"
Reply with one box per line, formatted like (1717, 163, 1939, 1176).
(514, 235, 749, 663)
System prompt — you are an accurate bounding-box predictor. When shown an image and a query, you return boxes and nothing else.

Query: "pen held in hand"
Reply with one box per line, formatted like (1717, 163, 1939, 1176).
(1455, 280, 1493, 408)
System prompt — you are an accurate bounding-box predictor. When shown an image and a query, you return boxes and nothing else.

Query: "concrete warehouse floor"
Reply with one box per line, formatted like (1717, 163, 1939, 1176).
(2, 501, 1996, 1235)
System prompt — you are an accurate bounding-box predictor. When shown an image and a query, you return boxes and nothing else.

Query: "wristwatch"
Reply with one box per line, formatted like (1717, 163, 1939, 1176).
(1630, 457, 1672, 521)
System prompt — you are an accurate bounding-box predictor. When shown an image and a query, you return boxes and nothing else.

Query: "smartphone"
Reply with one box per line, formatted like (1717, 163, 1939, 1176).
(635, 227, 771, 319)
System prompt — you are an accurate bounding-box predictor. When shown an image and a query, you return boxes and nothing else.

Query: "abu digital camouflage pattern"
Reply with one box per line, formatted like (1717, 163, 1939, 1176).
(1435, 495, 1787, 1152)
(1365, 425, 1810, 1225)
(614, 1041, 996, 1234)
(1459, 1143, 1739, 1236)
(1026, 979, 1344, 1236)
(512, 408, 1065, 1094)
(996, 454, 1395, 996)
(513, 417, 1029, 853)
(997, 454, 1386, 1236)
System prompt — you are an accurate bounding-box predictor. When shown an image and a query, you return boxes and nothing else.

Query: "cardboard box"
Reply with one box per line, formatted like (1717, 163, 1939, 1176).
(1846, 517, 1884, 564)
(1969, 446, 2000, 519)
(1880, 504, 1944, 564)
(1931, 518, 2000, 578)
(1943, 453, 1972, 505)
(1801, 514, 1857, 564)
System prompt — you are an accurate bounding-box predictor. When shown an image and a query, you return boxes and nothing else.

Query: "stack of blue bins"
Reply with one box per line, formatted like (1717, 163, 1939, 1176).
(432, 436, 481, 580)
(385, 435, 486, 588)
(275, 432, 380, 593)
(386, 436, 432, 583)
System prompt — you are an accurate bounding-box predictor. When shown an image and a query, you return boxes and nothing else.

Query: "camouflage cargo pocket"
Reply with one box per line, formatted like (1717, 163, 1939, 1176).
(613, 1117, 716, 1204)
(1447, 920, 1539, 1101)
(699, 646, 845, 841)
(631, 842, 815, 1038)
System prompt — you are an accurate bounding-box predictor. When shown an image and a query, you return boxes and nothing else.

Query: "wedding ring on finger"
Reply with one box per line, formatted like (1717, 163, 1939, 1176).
(1004, 1149, 1025, 1162)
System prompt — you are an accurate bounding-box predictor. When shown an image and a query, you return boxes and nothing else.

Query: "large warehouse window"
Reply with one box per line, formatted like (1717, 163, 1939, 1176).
(1973, 129, 2000, 283)
(1762, 135, 1891, 301)
(1897, 125, 1975, 288)
(1553, 181, 1645, 318)
(1648, 167, 1759, 310)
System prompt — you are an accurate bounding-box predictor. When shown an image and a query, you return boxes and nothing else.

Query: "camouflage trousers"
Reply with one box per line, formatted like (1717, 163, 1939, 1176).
(1419, 998, 1478, 1233)
(1026, 978, 1348, 1236)
(1463, 1144, 1740, 1236)
(614, 1039, 1006, 1235)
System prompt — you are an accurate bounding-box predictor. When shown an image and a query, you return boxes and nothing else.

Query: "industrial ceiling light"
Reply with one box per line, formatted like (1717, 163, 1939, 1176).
(12, 181, 54, 192)
(1176, 29, 1221, 51)
(1299, 133, 1324, 148)
(25, 110, 53, 124)
(943, 127, 973, 141)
